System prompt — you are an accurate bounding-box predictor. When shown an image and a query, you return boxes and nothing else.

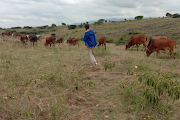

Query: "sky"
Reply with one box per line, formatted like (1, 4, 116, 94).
(0, 0, 180, 28)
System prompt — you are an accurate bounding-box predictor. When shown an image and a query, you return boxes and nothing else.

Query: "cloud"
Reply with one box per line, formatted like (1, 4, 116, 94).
(0, 0, 180, 28)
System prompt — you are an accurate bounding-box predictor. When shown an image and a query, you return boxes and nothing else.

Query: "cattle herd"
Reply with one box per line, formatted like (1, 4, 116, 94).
(1, 32, 177, 59)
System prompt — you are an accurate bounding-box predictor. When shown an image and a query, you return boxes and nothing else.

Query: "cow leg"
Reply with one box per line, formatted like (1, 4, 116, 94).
(136, 44, 138, 50)
(169, 49, 172, 58)
(132, 43, 134, 50)
(157, 50, 160, 58)
(33, 42, 35, 46)
(173, 49, 176, 59)
(50, 44, 51, 47)
(142, 43, 146, 51)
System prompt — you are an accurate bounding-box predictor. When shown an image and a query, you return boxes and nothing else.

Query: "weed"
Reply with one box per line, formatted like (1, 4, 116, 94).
(103, 61, 115, 71)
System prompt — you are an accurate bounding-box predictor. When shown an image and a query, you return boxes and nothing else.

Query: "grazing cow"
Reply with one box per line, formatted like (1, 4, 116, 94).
(146, 38, 176, 59)
(98, 36, 106, 50)
(56, 38, 64, 45)
(66, 37, 79, 46)
(44, 36, 56, 47)
(126, 34, 147, 51)
(2, 32, 11, 37)
(29, 34, 37, 46)
(12, 33, 23, 37)
(147, 36, 167, 48)
(20, 35, 28, 45)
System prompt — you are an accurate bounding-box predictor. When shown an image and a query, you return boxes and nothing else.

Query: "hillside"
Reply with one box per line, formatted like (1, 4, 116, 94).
(1, 17, 180, 44)
(0, 17, 180, 120)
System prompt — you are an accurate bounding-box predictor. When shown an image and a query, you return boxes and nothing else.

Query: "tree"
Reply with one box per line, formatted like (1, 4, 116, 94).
(166, 12, 172, 17)
(62, 23, 66, 26)
(172, 13, 180, 18)
(135, 16, 143, 20)
(52, 24, 56, 27)
(98, 19, 105, 22)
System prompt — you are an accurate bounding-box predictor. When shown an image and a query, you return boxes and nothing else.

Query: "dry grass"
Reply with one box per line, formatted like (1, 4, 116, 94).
(0, 17, 180, 120)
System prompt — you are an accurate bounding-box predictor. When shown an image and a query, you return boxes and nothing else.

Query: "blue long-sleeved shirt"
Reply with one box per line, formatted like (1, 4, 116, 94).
(82, 30, 97, 47)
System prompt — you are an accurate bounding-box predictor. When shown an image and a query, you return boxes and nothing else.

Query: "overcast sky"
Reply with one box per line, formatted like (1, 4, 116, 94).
(0, 0, 180, 28)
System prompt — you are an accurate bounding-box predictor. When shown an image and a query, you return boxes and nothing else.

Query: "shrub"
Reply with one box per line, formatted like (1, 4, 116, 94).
(135, 16, 143, 20)
(106, 39, 114, 43)
(51, 33, 56, 36)
(11, 27, 21, 29)
(23, 26, 32, 29)
(68, 25, 77, 30)
(52, 24, 56, 27)
(172, 13, 180, 18)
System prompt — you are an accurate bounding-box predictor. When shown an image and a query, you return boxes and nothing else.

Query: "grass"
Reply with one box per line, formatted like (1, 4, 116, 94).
(0, 17, 180, 119)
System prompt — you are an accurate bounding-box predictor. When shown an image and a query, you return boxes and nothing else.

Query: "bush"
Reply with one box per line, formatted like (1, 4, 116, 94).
(11, 27, 21, 29)
(23, 26, 32, 29)
(52, 24, 56, 27)
(68, 25, 77, 30)
(128, 32, 140, 35)
(135, 16, 143, 20)
(37, 26, 47, 29)
(51, 33, 56, 36)
(172, 13, 180, 18)
(106, 39, 114, 43)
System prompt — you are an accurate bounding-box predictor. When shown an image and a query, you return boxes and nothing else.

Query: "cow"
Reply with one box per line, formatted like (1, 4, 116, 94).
(29, 34, 37, 46)
(147, 36, 167, 48)
(146, 38, 176, 59)
(12, 33, 23, 37)
(66, 37, 79, 46)
(56, 38, 64, 45)
(125, 34, 147, 51)
(20, 34, 28, 45)
(44, 36, 56, 47)
(2, 32, 11, 37)
(98, 36, 106, 50)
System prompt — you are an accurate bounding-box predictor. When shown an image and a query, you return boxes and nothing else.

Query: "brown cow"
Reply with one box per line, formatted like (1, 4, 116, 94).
(146, 38, 176, 59)
(66, 37, 79, 46)
(98, 36, 106, 50)
(20, 35, 28, 45)
(126, 34, 147, 51)
(147, 36, 167, 48)
(56, 38, 64, 45)
(12, 33, 23, 37)
(2, 32, 11, 37)
(44, 36, 56, 47)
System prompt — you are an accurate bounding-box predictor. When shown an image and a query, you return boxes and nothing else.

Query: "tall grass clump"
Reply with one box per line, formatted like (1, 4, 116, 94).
(93, 47, 110, 57)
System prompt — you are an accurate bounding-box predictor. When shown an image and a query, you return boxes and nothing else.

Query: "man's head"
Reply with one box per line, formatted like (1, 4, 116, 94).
(84, 24, 89, 30)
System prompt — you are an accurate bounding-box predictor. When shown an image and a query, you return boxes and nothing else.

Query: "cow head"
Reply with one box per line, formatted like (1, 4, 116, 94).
(125, 44, 130, 49)
(146, 49, 153, 57)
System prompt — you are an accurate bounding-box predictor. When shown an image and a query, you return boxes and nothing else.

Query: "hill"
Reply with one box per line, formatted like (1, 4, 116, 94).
(0, 17, 180, 119)
(1, 17, 180, 44)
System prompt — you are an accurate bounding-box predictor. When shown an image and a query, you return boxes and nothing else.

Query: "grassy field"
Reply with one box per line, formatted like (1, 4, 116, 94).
(0, 17, 180, 120)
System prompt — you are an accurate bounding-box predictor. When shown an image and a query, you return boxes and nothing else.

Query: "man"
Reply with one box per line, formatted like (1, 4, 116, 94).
(82, 24, 97, 67)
